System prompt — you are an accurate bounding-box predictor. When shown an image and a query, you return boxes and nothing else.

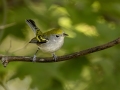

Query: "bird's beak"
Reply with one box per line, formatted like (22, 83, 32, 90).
(63, 33, 68, 36)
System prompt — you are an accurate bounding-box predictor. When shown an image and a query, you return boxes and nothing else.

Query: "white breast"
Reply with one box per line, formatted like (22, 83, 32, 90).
(38, 35, 64, 53)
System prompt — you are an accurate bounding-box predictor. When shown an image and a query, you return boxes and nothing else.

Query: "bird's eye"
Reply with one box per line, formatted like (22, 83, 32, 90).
(56, 35, 59, 37)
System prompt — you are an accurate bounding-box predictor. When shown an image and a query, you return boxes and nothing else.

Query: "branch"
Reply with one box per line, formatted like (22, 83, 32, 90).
(0, 37, 120, 67)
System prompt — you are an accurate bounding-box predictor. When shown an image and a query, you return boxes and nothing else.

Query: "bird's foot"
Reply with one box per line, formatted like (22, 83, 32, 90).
(33, 55, 36, 62)
(52, 53, 57, 61)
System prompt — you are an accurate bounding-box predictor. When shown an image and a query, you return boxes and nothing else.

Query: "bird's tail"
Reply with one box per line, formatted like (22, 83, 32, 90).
(25, 19, 42, 34)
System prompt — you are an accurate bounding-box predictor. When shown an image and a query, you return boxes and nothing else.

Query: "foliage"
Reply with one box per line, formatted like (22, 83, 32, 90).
(0, 0, 120, 90)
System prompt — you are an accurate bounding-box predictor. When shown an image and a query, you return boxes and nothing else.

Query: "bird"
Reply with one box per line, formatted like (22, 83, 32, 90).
(26, 19, 68, 62)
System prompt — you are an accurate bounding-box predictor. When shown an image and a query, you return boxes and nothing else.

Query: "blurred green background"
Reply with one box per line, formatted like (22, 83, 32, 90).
(0, 0, 120, 90)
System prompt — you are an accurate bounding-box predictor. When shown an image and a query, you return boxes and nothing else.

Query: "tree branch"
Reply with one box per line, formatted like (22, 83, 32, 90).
(0, 37, 120, 67)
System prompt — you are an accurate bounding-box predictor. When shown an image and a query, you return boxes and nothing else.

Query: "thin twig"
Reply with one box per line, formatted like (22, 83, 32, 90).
(11, 42, 29, 53)
(0, 23, 16, 30)
(0, 37, 120, 67)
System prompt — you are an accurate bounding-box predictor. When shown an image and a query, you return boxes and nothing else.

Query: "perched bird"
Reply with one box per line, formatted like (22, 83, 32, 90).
(26, 19, 68, 61)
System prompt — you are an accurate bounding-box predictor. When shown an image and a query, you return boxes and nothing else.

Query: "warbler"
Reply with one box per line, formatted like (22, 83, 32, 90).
(26, 19, 68, 61)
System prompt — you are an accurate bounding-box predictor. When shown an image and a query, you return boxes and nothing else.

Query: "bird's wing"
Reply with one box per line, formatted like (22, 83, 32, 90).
(25, 19, 42, 35)
(29, 37, 47, 44)
(26, 19, 48, 43)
